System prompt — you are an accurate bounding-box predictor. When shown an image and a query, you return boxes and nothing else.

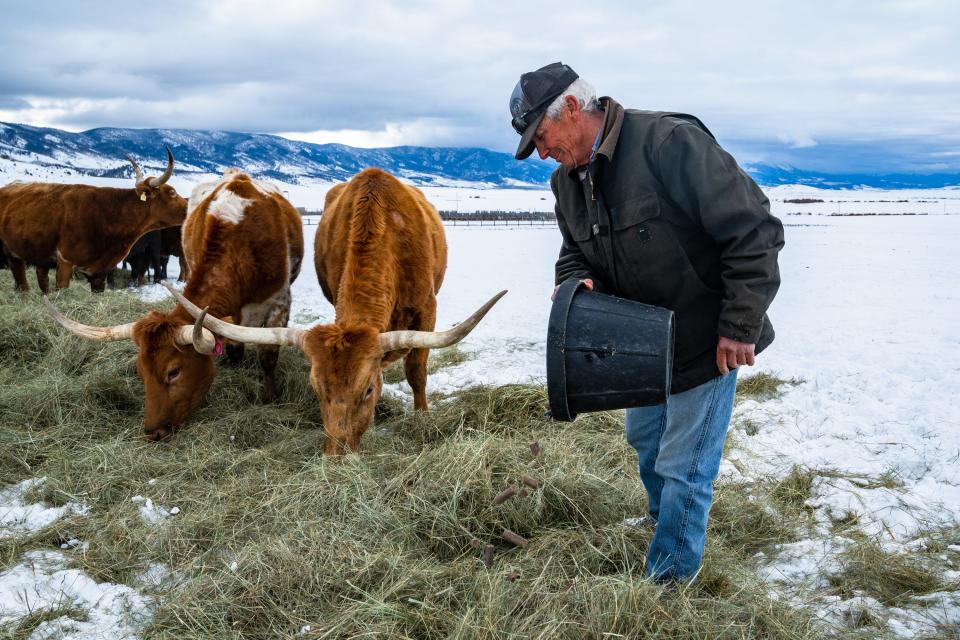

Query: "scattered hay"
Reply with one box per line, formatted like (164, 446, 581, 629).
(0, 272, 823, 638)
(829, 541, 950, 607)
(736, 372, 802, 401)
(382, 344, 475, 384)
(5, 603, 91, 639)
(770, 465, 816, 517)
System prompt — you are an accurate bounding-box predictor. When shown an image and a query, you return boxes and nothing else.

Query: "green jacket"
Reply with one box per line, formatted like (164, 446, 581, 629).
(552, 98, 785, 393)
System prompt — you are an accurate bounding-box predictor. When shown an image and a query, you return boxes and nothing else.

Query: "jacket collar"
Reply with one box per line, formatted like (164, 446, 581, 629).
(566, 96, 625, 177)
(595, 97, 624, 162)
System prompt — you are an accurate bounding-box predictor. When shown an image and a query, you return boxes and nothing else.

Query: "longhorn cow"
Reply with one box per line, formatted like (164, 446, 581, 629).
(168, 168, 506, 454)
(45, 170, 304, 441)
(0, 148, 186, 292)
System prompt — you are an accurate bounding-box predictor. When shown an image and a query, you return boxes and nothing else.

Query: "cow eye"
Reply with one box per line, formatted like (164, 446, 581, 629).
(364, 385, 374, 401)
(167, 367, 182, 383)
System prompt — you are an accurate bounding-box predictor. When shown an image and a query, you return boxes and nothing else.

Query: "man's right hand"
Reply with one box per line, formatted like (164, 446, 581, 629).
(551, 278, 593, 301)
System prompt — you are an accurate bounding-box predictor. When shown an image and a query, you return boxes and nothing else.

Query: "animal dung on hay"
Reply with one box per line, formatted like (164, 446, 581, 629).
(483, 544, 495, 568)
(501, 529, 529, 549)
(493, 486, 520, 505)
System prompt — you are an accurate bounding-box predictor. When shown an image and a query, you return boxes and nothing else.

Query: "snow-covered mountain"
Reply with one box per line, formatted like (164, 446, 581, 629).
(0, 121, 553, 188)
(741, 162, 960, 190)
(2, 121, 959, 190)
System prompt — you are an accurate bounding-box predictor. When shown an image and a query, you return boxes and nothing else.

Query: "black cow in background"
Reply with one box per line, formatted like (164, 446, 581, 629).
(125, 230, 163, 285)
(123, 226, 187, 285)
(161, 225, 188, 282)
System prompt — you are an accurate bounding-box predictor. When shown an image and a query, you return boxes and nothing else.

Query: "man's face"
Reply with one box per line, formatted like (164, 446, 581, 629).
(532, 100, 589, 170)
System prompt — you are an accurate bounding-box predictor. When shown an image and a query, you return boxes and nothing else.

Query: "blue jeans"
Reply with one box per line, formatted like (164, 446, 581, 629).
(625, 370, 738, 582)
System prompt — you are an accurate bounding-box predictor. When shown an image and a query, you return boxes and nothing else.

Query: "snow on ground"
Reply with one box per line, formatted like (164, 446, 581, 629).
(0, 479, 87, 538)
(288, 207, 960, 636)
(0, 551, 153, 639)
(2, 171, 960, 636)
(0, 480, 153, 639)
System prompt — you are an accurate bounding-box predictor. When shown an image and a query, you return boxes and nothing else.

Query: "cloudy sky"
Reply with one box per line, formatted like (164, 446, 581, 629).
(2, 0, 958, 173)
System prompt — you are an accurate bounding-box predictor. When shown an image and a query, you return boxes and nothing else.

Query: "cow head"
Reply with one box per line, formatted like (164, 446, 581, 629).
(302, 325, 383, 454)
(132, 311, 216, 441)
(43, 297, 218, 441)
(165, 284, 507, 455)
(128, 147, 188, 226)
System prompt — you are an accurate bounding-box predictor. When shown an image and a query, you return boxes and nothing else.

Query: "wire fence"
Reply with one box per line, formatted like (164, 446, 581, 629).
(300, 212, 557, 227)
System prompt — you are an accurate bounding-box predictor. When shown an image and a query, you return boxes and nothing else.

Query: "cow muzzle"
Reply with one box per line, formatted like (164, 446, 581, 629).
(144, 422, 175, 442)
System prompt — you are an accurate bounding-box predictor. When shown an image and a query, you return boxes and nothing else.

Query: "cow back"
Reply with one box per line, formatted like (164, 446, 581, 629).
(181, 172, 303, 317)
(314, 168, 446, 330)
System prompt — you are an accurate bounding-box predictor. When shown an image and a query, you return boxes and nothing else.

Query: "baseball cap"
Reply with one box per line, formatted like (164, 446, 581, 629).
(509, 62, 579, 160)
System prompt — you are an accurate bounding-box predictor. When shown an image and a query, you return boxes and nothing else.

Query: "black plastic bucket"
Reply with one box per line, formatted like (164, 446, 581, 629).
(547, 279, 675, 421)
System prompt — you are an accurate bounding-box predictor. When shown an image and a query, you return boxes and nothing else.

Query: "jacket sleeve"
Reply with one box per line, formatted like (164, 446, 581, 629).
(552, 171, 602, 289)
(655, 121, 785, 343)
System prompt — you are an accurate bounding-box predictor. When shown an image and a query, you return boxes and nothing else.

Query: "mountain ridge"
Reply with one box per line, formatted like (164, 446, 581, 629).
(2, 121, 958, 190)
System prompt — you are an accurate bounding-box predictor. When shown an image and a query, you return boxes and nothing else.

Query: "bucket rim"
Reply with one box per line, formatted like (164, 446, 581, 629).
(546, 278, 585, 421)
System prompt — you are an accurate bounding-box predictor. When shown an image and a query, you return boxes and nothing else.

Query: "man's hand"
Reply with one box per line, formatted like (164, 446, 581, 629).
(551, 278, 593, 301)
(716, 336, 755, 375)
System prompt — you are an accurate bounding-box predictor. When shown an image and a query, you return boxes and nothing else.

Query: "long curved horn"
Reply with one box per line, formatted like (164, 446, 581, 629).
(163, 283, 304, 348)
(148, 146, 175, 188)
(127, 154, 145, 183)
(187, 308, 219, 354)
(379, 290, 507, 353)
(43, 295, 136, 342)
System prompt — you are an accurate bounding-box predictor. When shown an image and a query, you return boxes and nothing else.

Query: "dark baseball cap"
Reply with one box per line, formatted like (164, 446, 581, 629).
(509, 62, 579, 160)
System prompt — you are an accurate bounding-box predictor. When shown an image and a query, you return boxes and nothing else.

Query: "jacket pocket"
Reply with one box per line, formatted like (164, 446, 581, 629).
(566, 202, 594, 241)
(610, 192, 660, 232)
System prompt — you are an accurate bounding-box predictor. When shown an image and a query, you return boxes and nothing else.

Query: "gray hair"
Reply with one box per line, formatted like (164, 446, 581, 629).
(545, 78, 600, 119)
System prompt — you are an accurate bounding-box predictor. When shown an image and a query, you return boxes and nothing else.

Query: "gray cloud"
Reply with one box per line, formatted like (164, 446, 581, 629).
(1, 0, 958, 172)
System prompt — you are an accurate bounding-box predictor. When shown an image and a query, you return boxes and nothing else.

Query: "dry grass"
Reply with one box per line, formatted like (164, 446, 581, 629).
(828, 540, 952, 607)
(382, 344, 474, 384)
(736, 372, 802, 402)
(0, 271, 837, 638)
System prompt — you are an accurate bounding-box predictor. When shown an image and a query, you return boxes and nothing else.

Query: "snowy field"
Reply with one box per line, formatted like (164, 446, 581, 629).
(2, 168, 960, 636)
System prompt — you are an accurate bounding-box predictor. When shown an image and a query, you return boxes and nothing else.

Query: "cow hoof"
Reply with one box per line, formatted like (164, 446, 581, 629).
(260, 383, 278, 404)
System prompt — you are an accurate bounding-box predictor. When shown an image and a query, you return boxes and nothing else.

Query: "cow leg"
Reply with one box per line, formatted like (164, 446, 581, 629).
(177, 255, 188, 282)
(55, 257, 73, 290)
(256, 345, 280, 403)
(35, 267, 50, 294)
(404, 307, 436, 412)
(8, 255, 29, 292)
(132, 255, 148, 286)
(150, 253, 164, 284)
(85, 272, 108, 293)
(404, 347, 430, 411)
(256, 297, 291, 404)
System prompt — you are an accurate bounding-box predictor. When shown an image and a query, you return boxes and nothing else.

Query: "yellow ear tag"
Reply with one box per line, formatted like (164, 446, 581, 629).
(140, 192, 147, 202)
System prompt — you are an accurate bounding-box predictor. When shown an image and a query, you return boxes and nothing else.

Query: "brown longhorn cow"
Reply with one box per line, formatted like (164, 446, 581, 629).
(0, 148, 187, 293)
(167, 168, 506, 454)
(44, 170, 304, 441)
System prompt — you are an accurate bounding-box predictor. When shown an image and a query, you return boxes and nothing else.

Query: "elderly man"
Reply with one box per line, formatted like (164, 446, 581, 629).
(511, 62, 784, 584)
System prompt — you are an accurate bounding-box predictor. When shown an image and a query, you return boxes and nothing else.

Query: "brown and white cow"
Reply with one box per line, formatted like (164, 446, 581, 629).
(44, 170, 304, 441)
(0, 148, 187, 292)
(167, 168, 505, 454)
